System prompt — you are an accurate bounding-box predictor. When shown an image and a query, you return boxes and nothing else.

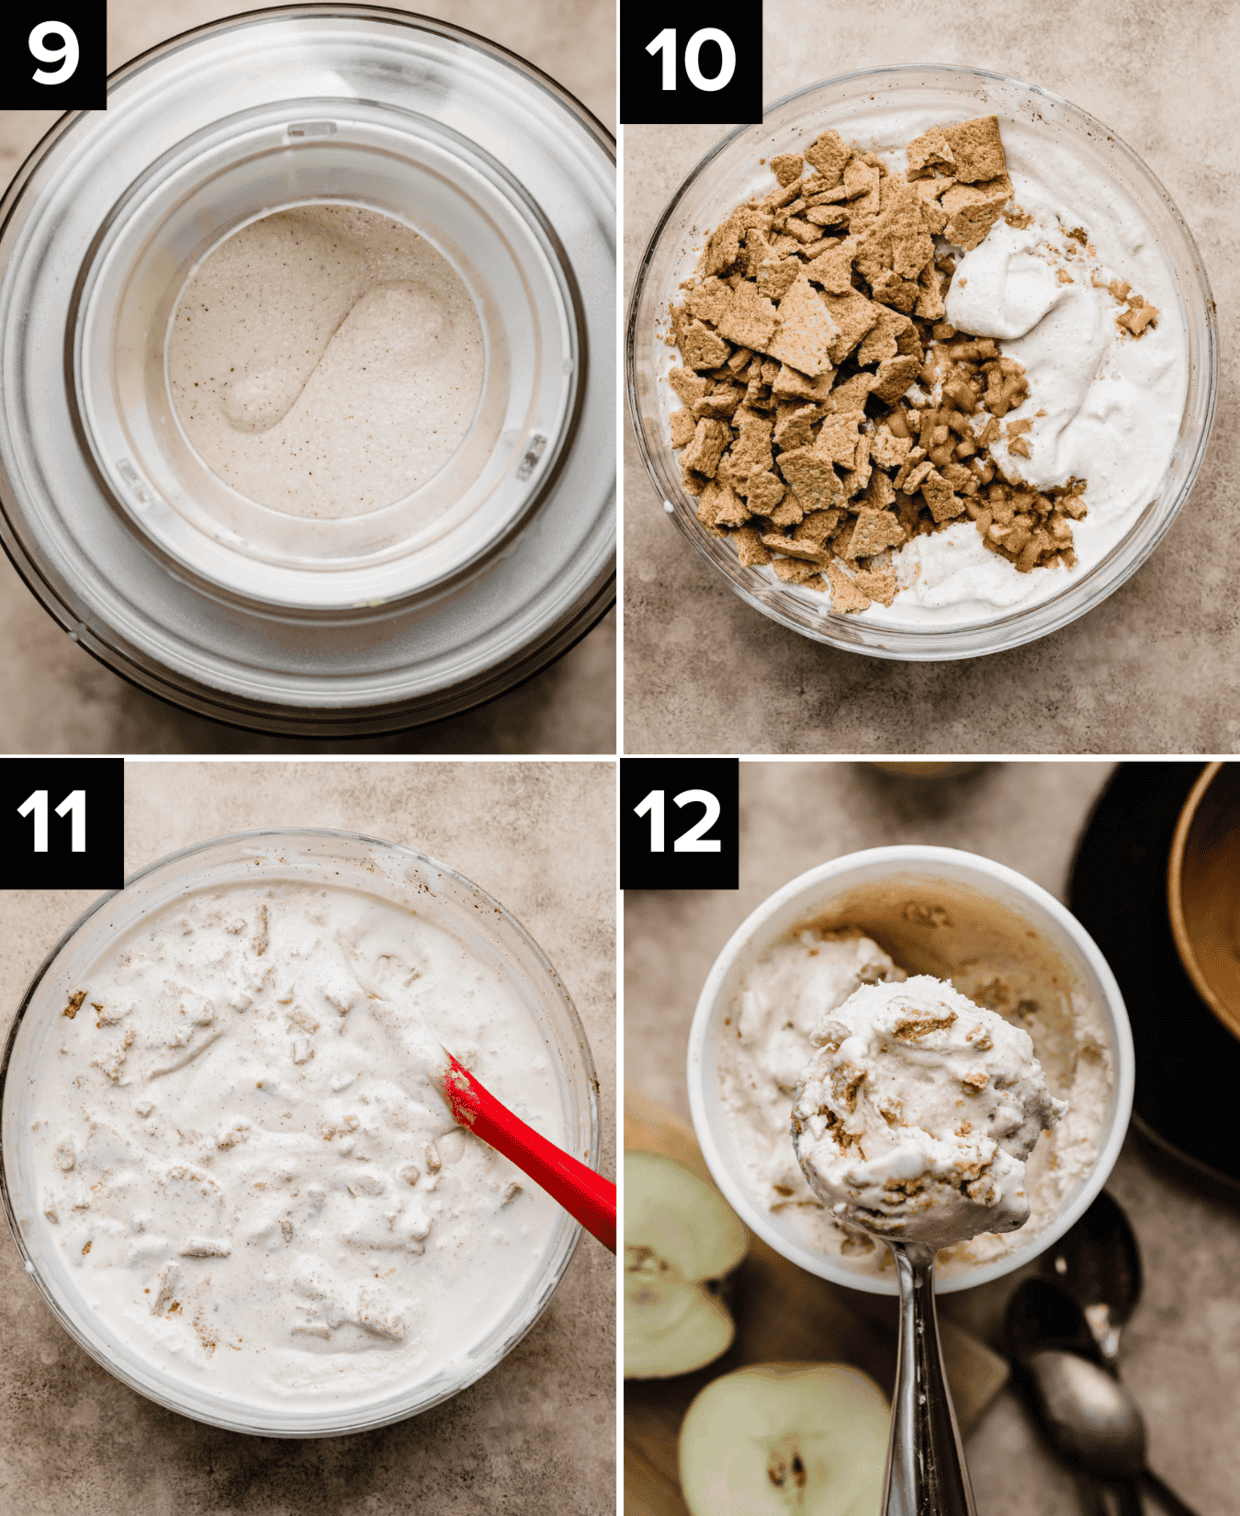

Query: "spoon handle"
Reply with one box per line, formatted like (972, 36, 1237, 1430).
(884, 1243, 977, 1516)
(1142, 1468, 1200, 1516)
(441, 1055, 616, 1252)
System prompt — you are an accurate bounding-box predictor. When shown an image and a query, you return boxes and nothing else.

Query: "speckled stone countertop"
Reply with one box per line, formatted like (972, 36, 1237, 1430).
(625, 761, 1240, 1515)
(0, 0, 616, 756)
(0, 761, 616, 1514)
(623, 0, 1240, 754)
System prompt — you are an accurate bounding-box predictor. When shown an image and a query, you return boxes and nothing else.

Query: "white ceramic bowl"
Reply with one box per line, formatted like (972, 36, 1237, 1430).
(0, 829, 598, 1434)
(686, 846, 1134, 1295)
(627, 65, 1216, 661)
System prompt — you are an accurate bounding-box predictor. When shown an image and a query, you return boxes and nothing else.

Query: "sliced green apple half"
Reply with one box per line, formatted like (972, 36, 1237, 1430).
(624, 1150, 748, 1379)
(679, 1362, 889, 1516)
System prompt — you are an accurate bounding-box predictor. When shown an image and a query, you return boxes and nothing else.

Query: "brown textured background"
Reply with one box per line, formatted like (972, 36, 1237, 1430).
(0, 761, 616, 1514)
(623, 0, 1239, 754)
(625, 762, 1240, 1515)
(0, 0, 616, 755)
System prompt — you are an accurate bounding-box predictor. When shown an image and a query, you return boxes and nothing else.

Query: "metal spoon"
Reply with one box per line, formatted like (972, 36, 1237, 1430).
(792, 1129, 975, 1515)
(1044, 1190, 1142, 1366)
(1023, 1349, 1199, 1516)
(1008, 1279, 1199, 1516)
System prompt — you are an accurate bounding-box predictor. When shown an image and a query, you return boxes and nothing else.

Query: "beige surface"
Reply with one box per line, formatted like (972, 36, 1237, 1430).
(0, 761, 616, 1514)
(0, 0, 616, 756)
(623, 0, 1240, 755)
(624, 761, 1240, 1514)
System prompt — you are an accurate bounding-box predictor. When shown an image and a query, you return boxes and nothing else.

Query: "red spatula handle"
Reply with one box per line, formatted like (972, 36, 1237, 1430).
(441, 1056, 615, 1253)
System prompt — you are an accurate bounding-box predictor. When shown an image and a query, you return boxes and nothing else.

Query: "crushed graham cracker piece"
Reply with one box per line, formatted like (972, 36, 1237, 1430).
(669, 409, 696, 448)
(772, 556, 822, 585)
(870, 354, 921, 403)
(906, 124, 956, 179)
(734, 525, 772, 565)
(854, 566, 898, 606)
(682, 321, 730, 370)
(1117, 294, 1158, 337)
(768, 275, 838, 375)
(757, 256, 804, 300)
(942, 177, 1013, 250)
(761, 532, 829, 564)
(717, 279, 779, 350)
(746, 471, 786, 514)
(819, 288, 881, 363)
(680, 418, 729, 477)
(804, 129, 850, 184)
(845, 509, 907, 557)
(770, 152, 804, 186)
(774, 404, 820, 450)
(826, 561, 871, 612)
(942, 116, 1007, 184)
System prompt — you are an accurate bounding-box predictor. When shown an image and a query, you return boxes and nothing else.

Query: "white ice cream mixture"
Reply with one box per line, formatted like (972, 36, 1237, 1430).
(168, 205, 484, 520)
(717, 929, 1111, 1278)
(792, 976, 1066, 1247)
(28, 882, 564, 1408)
(867, 110, 1186, 626)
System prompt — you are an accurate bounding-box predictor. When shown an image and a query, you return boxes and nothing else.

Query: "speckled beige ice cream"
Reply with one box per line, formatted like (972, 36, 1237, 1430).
(792, 975, 1066, 1246)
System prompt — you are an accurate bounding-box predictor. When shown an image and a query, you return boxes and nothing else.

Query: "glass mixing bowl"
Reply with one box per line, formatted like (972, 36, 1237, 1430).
(626, 65, 1216, 661)
(0, 829, 599, 1434)
(687, 847, 1134, 1295)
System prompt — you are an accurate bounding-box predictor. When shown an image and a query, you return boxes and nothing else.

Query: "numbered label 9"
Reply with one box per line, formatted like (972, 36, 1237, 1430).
(2, 8, 105, 111)
(30, 21, 79, 83)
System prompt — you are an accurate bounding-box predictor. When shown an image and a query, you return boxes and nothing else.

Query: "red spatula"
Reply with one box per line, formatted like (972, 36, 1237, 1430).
(441, 1054, 616, 1253)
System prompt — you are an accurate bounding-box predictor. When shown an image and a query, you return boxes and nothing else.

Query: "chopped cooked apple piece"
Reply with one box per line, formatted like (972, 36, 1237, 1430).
(624, 1150, 748, 1379)
(679, 1362, 889, 1516)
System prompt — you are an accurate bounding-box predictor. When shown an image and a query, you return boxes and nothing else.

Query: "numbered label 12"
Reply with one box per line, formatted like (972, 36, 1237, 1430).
(620, 758, 739, 890)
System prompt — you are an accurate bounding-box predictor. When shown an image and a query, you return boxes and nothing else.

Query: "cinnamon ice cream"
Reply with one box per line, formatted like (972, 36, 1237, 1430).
(791, 976, 1066, 1246)
(717, 923, 1111, 1279)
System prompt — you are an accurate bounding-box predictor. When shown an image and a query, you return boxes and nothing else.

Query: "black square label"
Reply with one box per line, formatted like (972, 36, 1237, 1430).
(620, 3, 762, 126)
(620, 758, 738, 890)
(0, 759, 124, 889)
(0, 3, 107, 112)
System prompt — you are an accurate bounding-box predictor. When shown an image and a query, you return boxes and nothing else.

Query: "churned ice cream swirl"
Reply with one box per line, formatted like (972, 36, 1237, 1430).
(792, 976, 1067, 1246)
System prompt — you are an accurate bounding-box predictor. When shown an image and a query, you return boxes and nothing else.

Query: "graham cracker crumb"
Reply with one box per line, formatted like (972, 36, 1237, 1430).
(770, 153, 804, 186)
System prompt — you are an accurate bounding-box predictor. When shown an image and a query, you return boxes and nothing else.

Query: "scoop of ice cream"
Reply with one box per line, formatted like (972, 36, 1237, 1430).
(792, 975, 1067, 1246)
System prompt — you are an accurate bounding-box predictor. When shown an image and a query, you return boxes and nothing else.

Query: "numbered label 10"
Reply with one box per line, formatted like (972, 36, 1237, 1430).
(644, 27, 736, 93)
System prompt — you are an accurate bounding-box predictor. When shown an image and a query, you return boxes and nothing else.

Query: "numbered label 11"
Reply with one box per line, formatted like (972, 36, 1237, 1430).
(0, 758, 124, 890)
